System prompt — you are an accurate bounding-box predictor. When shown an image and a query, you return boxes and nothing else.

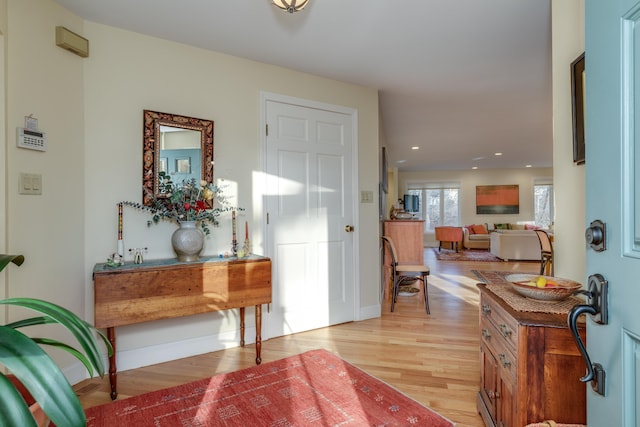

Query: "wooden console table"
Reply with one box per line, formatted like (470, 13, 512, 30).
(93, 255, 272, 400)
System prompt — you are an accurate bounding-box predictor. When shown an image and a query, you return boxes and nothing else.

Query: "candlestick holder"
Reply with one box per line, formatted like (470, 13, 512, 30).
(243, 238, 251, 256)
(129, 247, 148, 264)
(231, 239, 238, 257)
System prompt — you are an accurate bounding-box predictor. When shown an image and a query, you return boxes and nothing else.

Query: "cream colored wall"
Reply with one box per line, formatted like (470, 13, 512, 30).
(399, 168, 552, 244)
(552, 1, 586, 283)
(3, 0, 87, 378)
(82, 24, 379, 362)
(4, 0, 380, 380)
(0, 0, 7, 319)
(2, 0, 585, 382)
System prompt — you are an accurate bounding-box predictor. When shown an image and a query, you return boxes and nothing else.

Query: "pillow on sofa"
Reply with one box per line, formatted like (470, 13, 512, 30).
(471, 224, 488, 234)
(494, 223, 511, 230)
(525, 224, 541, 230)
(465, 225, 476, 235)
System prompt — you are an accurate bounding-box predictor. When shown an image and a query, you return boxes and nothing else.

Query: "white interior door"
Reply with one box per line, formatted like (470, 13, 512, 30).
(263, 95, 356, 338)
(584, 1, 640, 424)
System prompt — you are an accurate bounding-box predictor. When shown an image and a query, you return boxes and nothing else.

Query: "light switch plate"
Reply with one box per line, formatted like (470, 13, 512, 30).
(360, 190, 374, 203)
(19, 173, 42, 195)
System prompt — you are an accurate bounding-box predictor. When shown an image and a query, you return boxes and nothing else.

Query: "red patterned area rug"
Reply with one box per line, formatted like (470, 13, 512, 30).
(85, 349, 454, 427)
(433, 247, 503, 262)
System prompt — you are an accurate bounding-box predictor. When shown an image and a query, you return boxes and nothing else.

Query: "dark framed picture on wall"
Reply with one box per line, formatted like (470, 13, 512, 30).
(381, 146, 388, 194)
(571, 52, 586, 165)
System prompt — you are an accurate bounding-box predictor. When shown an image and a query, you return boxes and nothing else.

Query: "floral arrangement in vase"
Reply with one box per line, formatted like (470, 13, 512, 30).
(122, 178, 235, 235)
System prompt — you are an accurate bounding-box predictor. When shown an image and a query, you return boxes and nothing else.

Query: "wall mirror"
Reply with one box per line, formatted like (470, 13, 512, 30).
(143, 110, 214, 206)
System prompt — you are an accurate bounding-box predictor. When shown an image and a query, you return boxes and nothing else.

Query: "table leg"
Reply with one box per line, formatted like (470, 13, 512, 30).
(107, 327, 118, 400)
(239, 307, 245, 347)
(422, 273, 431, 314)
(255, 304, 262, 365)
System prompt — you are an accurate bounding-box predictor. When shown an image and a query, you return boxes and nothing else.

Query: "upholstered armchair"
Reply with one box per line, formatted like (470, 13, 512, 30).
(434, 226, 463, 252)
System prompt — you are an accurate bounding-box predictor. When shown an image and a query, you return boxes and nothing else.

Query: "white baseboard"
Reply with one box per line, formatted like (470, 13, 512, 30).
(359, 303, 381, 320)
(65, 327, 256, 385)
(66, 307, 384, 385)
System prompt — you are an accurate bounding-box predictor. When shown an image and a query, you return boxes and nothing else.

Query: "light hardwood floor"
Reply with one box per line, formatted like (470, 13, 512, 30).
(76, 248, 540, 427)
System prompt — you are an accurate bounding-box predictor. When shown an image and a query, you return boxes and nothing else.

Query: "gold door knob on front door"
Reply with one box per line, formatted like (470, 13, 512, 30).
(345, 225, 354, 232)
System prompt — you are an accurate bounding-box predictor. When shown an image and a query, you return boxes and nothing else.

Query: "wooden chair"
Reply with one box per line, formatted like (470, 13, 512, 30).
(534, 229, 554, 276)
(381, 236, 431, 313)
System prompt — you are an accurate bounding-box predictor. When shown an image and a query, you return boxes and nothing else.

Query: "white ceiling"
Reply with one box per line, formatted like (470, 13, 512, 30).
(51, 0, 552, 171)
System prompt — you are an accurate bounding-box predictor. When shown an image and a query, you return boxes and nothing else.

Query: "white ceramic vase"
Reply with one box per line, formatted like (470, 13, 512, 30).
(171, 221, 204, 262)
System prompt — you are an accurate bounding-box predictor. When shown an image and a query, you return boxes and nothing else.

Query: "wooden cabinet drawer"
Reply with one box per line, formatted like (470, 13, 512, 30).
(480, 316, 517, 382)
(480, 293, 518, 352)
(478, 342, 498, 422)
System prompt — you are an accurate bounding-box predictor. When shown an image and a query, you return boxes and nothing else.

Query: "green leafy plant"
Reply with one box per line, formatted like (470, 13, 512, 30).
(122, 178, 240, 235)
(0, 254, 112, 427)
(157, 171, 175, 195)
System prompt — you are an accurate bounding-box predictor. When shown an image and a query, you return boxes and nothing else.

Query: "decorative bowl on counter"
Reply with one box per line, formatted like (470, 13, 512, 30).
(504, 274, 582, 301)
(394, 212, 414, 219)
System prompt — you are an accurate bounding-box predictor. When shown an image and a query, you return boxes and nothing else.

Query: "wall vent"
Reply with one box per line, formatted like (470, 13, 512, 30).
(55, 26, 89, 58)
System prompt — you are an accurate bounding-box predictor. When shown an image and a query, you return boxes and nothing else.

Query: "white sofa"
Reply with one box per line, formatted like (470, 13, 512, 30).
(490, 230, 541, 261)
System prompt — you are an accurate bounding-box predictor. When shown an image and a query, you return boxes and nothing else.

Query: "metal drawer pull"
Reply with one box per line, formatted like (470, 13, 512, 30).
(482, 328, 492, 339)
(482, 304, 491, 315)
(499, 323, 512, 337)
(488, 390, 500, 399)
(499, 353, 511, 368)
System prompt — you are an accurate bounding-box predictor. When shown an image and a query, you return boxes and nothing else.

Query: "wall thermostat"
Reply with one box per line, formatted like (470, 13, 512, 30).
(17, 127, 47, 151)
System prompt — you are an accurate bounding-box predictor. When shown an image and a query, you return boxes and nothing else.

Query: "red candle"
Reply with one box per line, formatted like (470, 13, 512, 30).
(245, 221, 249, 240)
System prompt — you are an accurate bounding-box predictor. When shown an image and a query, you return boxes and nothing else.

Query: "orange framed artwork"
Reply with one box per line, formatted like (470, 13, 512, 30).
(476, 185, 519, 214)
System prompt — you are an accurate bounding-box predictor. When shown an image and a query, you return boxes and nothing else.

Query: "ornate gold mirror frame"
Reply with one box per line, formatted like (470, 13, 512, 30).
(142, 110, 214, 206)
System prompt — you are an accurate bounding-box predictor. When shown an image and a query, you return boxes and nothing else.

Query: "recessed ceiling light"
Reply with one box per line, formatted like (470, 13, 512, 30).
(472, 166, 478, 170)
(525, 164, 532, 168)
(396, 160, 407, 163)
(472, 156, 485, 161)
(494, 152, 503, 156)
(411, 146, 420, 150)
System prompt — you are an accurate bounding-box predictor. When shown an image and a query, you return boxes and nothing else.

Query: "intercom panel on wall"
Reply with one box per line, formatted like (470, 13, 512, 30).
(17, 127, 47, 151)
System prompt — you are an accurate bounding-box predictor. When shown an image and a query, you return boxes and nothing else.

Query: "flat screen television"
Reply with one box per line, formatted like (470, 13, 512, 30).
(403, 194, 419, 212)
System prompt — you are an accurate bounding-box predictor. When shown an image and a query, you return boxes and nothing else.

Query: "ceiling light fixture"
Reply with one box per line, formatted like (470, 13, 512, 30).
(273, 0, 310, 13)
(411, 146, 420, 150)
